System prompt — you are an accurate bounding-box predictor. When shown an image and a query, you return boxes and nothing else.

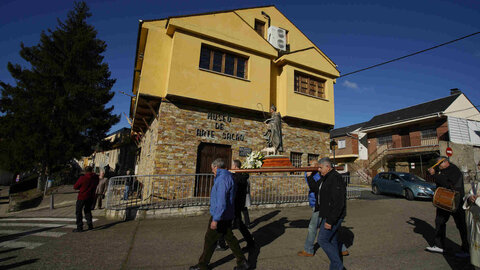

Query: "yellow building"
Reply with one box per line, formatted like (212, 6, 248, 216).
(130, 5, 340, 175)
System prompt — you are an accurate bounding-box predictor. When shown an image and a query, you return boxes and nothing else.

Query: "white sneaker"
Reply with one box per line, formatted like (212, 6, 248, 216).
(425, 246, 444, 253)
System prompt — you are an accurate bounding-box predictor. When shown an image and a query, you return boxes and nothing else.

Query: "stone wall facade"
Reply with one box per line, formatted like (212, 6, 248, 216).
(137, 101, 331, 175)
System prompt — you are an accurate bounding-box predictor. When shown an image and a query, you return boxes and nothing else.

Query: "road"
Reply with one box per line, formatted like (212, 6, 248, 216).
(0, 194, 473, 269)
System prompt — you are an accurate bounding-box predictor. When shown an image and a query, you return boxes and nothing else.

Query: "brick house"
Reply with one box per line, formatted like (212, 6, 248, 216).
(331, 89, 480, 182)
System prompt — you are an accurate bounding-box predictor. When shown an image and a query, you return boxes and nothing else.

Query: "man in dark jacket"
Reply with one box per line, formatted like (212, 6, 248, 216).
(317, 157, 346, 270)
(427, 156, 469, 257)
(73, 166, 99, 232)
(232, 160, 255, 248)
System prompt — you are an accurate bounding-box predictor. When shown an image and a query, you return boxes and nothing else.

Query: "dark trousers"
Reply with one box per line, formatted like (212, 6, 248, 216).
(434, 207, 469, 252)
(234, 212, 255, 246)
(242, 207, 250, 226)
(92, 194, 104, 210)
(76, 199, 93, 229)
(197, 217, 246, 269)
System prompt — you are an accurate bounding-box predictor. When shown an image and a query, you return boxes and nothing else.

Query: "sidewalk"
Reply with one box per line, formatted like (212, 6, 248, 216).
(0, 185, 106, 218)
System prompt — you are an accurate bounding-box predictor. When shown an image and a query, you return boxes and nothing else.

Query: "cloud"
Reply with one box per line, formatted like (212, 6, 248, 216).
(342, 80, 359, 89)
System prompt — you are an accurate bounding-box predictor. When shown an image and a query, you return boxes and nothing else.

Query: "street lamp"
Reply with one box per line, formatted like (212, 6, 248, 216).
(330, 139, 337, 168)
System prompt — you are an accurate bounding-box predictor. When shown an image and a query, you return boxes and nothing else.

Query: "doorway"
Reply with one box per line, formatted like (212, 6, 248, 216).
(195, 142, 232, 196)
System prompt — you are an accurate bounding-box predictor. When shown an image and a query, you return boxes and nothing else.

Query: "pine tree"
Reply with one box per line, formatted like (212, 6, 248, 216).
(0, 1, 119, 186)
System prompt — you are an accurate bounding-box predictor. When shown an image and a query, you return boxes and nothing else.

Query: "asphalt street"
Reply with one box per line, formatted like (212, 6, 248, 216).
(0, 192, 474, 270)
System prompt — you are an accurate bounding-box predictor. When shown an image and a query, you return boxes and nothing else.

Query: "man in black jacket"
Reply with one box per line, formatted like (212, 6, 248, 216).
(232, 160, 255, 248)
(427, 156, 469, 257)
(317, 157, 346, 270)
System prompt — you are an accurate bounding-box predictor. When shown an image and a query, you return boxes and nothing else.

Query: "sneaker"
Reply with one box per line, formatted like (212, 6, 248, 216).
(297, 250, 314, 257)
(188, 265, 201, 270)
(87, 225, 94, 230)
(341, 250, 350, 256)
(72, 228, 83, 233)
(455, 251, 470, 258)
(425, 246, 443, 253)
(233, 260, 249, 270)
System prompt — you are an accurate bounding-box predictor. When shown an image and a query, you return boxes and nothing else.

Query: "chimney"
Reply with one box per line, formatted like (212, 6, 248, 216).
(450, 88, 461, 95)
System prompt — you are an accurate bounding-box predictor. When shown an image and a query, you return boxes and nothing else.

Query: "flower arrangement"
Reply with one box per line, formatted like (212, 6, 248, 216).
(242, 151, 265, 169)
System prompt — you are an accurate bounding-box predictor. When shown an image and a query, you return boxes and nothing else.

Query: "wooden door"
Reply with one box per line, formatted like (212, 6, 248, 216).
(400, 129, 410, 147)
(195, 143, 232, 197)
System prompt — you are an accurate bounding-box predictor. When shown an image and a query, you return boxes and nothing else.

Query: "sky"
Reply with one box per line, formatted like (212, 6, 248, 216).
(1, 0, 479, 132)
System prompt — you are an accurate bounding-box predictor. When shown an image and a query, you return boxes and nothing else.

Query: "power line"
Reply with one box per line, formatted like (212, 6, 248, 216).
(339, 31, 480, 78)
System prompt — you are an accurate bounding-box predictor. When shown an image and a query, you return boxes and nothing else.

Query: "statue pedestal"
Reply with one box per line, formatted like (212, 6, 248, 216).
(261, 155, 292, 168)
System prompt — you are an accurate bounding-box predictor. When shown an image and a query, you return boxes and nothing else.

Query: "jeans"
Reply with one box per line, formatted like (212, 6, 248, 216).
(123, 185, 130, 200)
(318, 218, 344, 270)
(304, 209, 320, 254)
(305, 209, 348, 255)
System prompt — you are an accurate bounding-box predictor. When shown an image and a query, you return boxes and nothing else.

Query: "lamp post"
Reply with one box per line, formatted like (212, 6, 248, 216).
(330, 139, 337, 168)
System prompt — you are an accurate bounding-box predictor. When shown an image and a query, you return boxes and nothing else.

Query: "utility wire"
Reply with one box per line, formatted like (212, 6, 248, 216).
(339, 31, 480, 78)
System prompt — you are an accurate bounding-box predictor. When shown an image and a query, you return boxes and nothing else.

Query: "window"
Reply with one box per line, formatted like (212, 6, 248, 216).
(294, 72, 326, 99)
(290, 152, 302, 168)
(377, 135, 392, 145)
(254, 19, 265, 37)
(338, 140, 346, 149)
(307, 154, 319, 165)
(421, 128, 437, 139)
(199, 45, 248, 79)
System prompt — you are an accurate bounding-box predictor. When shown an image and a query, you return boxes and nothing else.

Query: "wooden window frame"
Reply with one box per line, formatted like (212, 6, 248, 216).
(254, 19, 266, 37)
(294, 71, 326, 99)
(199, 44, 248, 79)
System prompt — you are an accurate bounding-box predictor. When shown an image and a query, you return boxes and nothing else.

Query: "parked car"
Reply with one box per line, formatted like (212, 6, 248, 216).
(371, 172, 436, 200)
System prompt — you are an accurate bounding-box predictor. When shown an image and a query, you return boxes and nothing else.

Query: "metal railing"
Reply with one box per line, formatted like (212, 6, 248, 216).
(105, 174, 363, 210)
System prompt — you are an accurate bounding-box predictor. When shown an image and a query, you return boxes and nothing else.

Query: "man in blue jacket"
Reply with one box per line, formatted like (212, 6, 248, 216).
(190, 158, 249, 270)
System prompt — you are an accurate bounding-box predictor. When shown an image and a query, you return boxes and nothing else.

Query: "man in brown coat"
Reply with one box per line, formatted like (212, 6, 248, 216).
(73, 166, 99, 232)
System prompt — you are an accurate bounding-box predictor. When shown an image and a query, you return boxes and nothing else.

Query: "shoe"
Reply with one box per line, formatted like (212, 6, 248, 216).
(233, 260, 249, 270)
(341, 250, 349, 256)
(87, 225, 94, 230)
(215, 244, 229, 251)
(246, 241, 257, 250)
(455, 251, 470, 258)
(188, 265, 201, 270)
(425, 246, 443, 253)
(297, 250, 314, 257)
(72, 228, 83, 233)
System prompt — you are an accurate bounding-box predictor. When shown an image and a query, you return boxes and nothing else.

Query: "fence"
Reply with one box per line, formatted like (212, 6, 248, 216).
(105, 174, 363, 211)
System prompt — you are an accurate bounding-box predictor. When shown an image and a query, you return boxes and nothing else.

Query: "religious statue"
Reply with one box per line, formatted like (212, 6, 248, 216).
(263, 105, 283, 155)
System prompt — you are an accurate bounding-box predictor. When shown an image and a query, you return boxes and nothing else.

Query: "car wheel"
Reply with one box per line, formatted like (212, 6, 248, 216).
(405, 189, 414, 200)
(372, 185, 380, 195)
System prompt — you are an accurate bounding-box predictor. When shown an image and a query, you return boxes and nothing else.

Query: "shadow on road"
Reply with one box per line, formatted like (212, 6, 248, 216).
(0, 248, 24, 254)
(0, 258, 39, 269)
(209, 210, 284, 269)
(93, 220, 125, 231)
(407, 217, 473, 270)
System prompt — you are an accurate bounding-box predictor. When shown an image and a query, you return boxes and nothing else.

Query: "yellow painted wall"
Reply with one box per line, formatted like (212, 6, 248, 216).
(133, 6, 338, 126)
(278, 65, 335, 125)
(166, 31, 271, 112)
(235, 6, 337, 67)
(137, 21, 172, 97)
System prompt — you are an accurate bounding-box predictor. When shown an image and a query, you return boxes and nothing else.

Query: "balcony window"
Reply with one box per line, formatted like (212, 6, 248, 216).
(421, 128, 438, 146)
(378, 135, 392, 146)
(294, 72, 325, 99)
(254, 19, 265, 37)
(199, 45, 248, 79)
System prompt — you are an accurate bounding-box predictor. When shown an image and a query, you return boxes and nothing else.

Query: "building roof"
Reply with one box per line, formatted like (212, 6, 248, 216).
(330, 122, 367, 138)
(361, 93, 461, 130)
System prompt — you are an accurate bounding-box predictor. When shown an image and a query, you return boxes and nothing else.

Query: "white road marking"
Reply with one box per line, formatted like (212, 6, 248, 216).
(0, 240, 44, 249)
(0, 218, 98, 222)
(0, 223, 76, 229)
(0, 229, 66, 237)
